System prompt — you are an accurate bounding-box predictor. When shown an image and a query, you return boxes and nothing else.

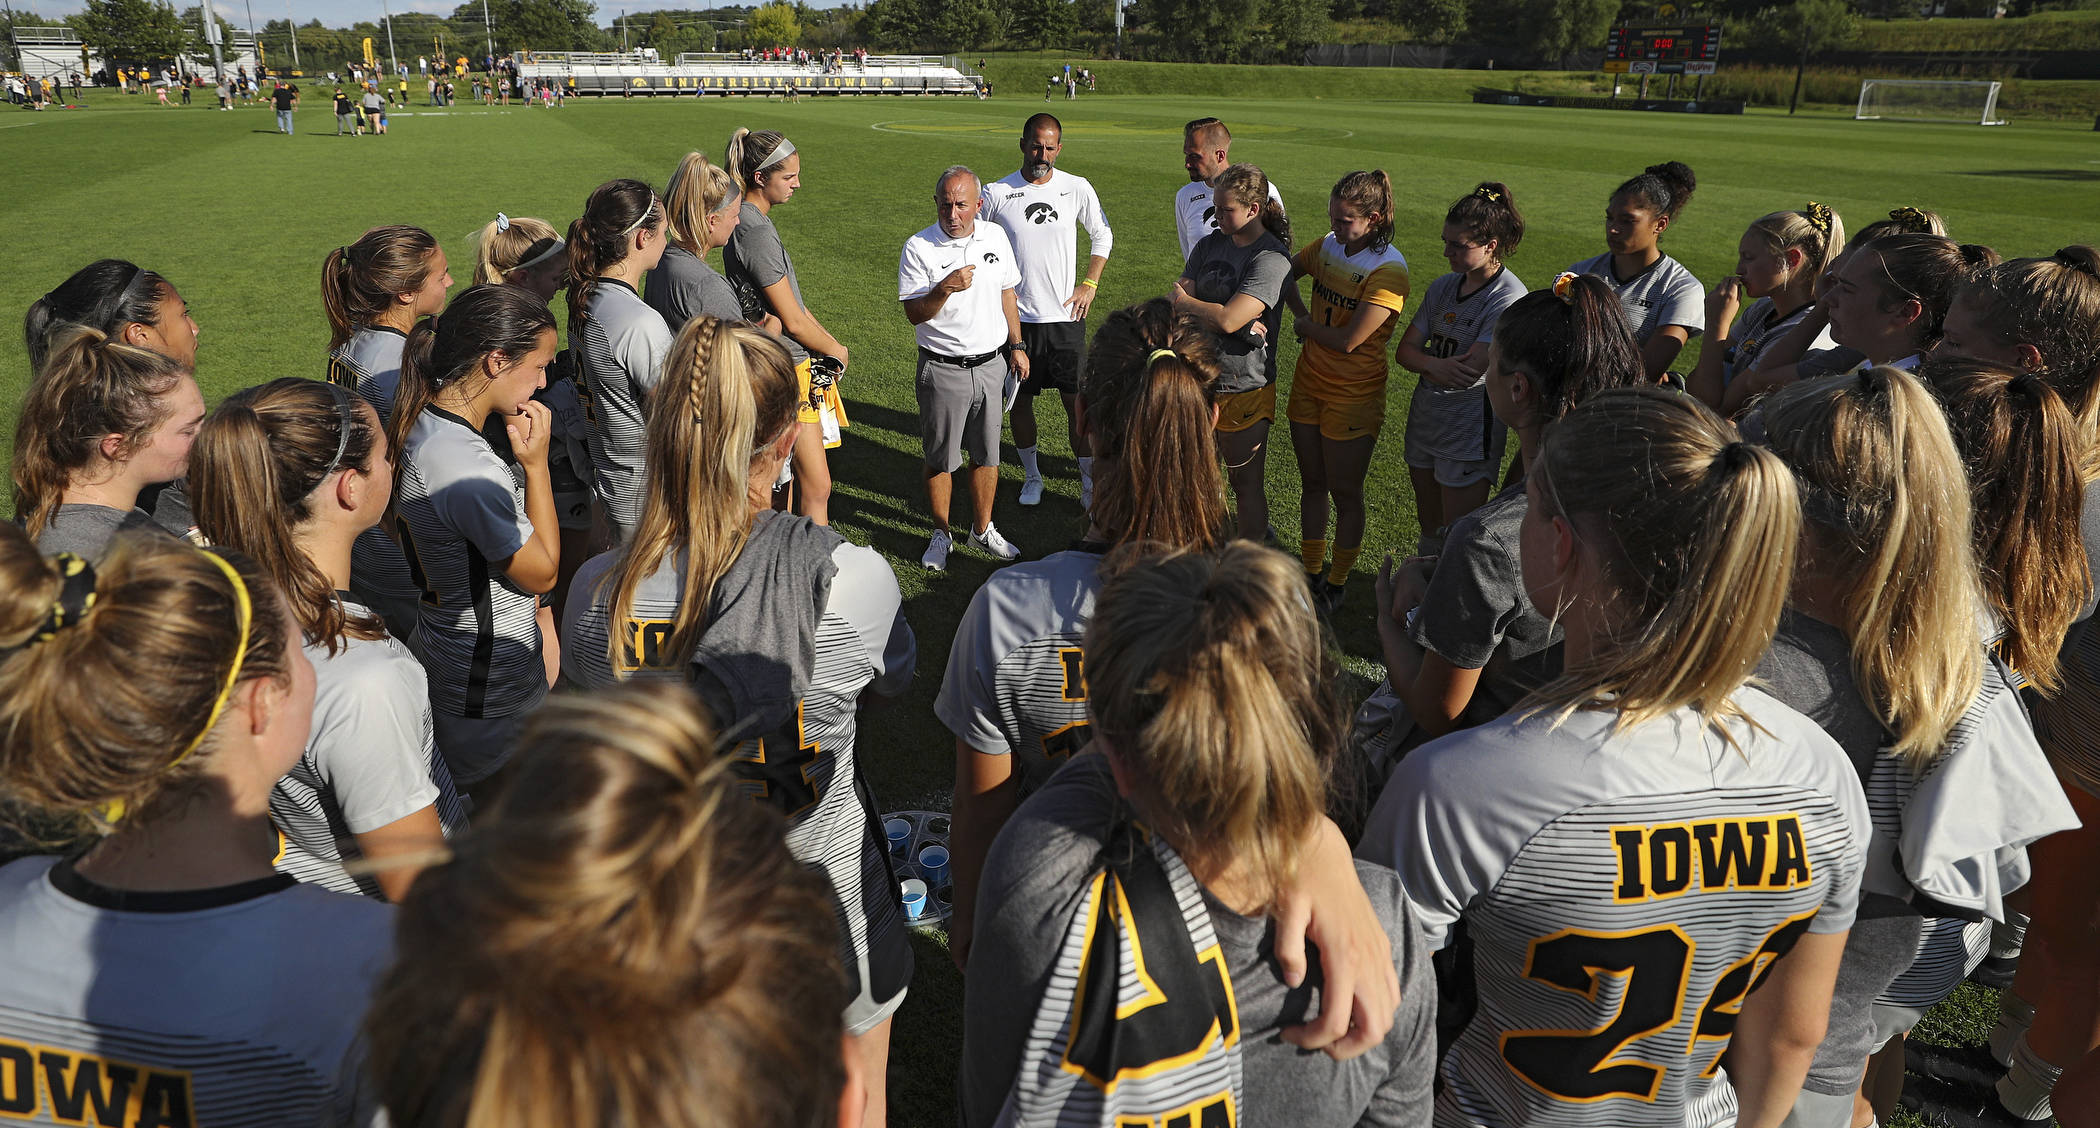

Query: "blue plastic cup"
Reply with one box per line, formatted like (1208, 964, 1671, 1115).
(900, 878, 928, 920)
(918, 843, 950, 888)
(885, 818, 911, 857)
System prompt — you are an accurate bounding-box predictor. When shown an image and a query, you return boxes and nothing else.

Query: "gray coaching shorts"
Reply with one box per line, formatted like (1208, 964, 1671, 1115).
(916, 349, 1004, 473)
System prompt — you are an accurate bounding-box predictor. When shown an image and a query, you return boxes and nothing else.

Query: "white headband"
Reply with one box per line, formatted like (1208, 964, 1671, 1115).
(618, 194, 660, 238)
(757, 138, 796, 172)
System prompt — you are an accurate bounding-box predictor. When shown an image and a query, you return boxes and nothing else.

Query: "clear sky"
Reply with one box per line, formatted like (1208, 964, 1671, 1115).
(13, 0, 683, 22)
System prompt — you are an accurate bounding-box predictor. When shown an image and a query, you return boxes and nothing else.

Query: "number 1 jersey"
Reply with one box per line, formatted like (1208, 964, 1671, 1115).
(1360, 689, 1869, 1127)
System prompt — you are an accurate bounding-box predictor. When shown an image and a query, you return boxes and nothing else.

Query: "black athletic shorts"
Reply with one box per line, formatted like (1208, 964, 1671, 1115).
(1018, 320, 1086, 399)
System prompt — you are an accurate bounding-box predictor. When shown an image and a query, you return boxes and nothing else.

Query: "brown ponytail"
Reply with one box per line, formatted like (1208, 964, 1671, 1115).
(1952, 247, 2100, 438)
(1924, 356, 2088, 695)
(1490, 274, 1645, 425)
(1444, 182, 1524, 258)
(565, 178, 663, 331)
(10, 326, 193, 538)
(366, 683, 847, 1128)
(1082, 299, 1226, 555)
(1087, 542, 1341, 910)
(0, 530, 293, 838)
(389, 284, 557, 463)
(1331, 169, 1394, 251)
(189, 378, 386, 656)
(323, 225, 441, 349)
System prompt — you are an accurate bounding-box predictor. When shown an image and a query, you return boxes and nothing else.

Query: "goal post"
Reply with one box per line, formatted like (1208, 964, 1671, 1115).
(1855, 79, 2007, 125)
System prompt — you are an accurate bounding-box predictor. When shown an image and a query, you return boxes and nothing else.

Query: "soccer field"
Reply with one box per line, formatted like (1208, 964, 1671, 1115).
(2, 91, 2095, 1123)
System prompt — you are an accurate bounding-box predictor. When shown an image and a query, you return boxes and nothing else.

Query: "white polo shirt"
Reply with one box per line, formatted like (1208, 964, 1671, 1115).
(899, 219, 1020, 356)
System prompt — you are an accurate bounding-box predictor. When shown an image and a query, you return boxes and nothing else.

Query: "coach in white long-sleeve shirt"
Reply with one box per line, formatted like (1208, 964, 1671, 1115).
(980, 113, 1113, 508)
(901, 165, 1028, 573)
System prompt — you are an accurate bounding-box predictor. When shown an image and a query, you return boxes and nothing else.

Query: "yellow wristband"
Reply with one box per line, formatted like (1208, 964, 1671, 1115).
(1077, 279, 1098, 289)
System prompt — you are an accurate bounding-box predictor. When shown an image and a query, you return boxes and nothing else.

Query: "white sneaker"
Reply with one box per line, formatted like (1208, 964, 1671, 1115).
(921, 529, 953, 572)
(1018, 476, 1045, 506)
(969, 522, 1020, 562)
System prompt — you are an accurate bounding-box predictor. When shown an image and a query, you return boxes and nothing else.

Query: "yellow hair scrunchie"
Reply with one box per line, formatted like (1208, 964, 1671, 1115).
(1552, 272, 1579, 304)
(1148, 348, 1177, 365)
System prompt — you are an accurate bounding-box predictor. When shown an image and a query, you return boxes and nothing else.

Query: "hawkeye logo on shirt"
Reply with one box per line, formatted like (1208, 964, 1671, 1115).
(982, 251, 1001, 264)
(1610, 814, 1813, 903)
(1024, 202, 1059, 225)
(0, 1040, 196, 1127)
(1309, 277, 1361, 313)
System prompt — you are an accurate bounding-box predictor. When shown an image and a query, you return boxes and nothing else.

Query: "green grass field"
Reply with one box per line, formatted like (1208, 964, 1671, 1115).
(3, 88, 2096, 1125)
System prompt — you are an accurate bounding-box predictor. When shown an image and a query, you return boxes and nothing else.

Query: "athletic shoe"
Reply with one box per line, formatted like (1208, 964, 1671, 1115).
(1971, 954, 2020, 991)
(1317, 580, 1347, 617)
(969, 523, 1020, 562)
(1018, 476, 1045, 506)
(1900, 1071, 2050, 1128)
(921, 529, 952, 572)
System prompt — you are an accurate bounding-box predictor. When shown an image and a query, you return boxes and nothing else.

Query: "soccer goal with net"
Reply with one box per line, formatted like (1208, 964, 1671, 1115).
(1855, 79, 2007, 125)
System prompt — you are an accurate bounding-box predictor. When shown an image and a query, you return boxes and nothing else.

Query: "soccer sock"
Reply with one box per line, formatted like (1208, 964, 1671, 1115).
(1991, 912, 2030, 959)
(1076, 456, 1093, 492)
(1300, 539, 1327, 577)
(1017, 445, 1041, 480)
(1327, 546, 1362, 587)
(1995, 1033, 2062, 1121)
(1991, 992, 2038, 1066)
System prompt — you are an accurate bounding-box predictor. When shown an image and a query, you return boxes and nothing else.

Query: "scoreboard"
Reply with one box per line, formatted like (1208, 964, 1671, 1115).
(1604, 24, 1723, 75)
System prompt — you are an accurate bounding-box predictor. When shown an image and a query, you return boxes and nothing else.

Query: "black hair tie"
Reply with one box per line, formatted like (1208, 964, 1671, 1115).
(1, 554, 98, 658)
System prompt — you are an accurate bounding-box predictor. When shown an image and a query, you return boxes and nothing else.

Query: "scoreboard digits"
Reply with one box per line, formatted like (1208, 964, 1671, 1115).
(1604, 24, 1723, 74)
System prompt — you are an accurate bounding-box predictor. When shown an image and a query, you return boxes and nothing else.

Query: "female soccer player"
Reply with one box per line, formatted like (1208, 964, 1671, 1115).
(1394, 182, 1527, 553)
(1745, 206, 1948, 388)
(474, 213, 566, 298)
(567, 177, 672, 544)
(1688, 202, 1845, 410)
(558, 315, 915, 1125)
(324, 224, 453, 641)
(0, 528, 393, 1126)
(26, 258, 199, 373)
(1172, 162, 1291, 543)
(960, 543, 1435, 1127)
(1941, 246, 2100, 448)
(648, 150, 779, 333)
(366, 684, 866, 1128)
(1570, 161, 1703, 379)
(390, 283, 561, 796)
(1748, 366, 2073, 1126)
(189, 377, 464, 901)
(724, 127, 851, 525)
(11, 326, 202, 559)
(1369, 274, 1642, 752)
(1362, 386, 1871, 1128)
(940, 298, 1227, 962)
(1281, 169, 1409, 613)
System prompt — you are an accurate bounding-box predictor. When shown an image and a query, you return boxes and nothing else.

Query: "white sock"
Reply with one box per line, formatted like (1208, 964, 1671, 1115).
(1996, 1032, 2062, 1121)
(1077, 456, 1094, 491)
(1017, 445, 1041, 479)
(1992, 992, 2038, 1066)
(1992, 912, 2030, 959)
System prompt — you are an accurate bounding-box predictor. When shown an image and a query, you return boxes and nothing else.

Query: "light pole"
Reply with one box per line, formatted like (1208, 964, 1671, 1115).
(481, 0, 495, 63)
(284, 0, 298, 66)
(382, 0, 398, 74)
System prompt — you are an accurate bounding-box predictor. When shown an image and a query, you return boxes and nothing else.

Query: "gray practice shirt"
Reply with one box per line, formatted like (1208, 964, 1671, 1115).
(961, 754, 1436, 1128)
(723, 202, 812, 364)
(32, 503, 174, 561)
(1182, 230, 1291, 395)
(644, 242, 744, 334)
(1570, 251, 1706, 344)
(1407, 481, 1563, 729)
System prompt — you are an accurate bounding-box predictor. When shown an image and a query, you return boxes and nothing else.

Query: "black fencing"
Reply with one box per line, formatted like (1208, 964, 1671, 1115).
(1472, 87, 1747, 113)
(1308, 40, 2100, 79)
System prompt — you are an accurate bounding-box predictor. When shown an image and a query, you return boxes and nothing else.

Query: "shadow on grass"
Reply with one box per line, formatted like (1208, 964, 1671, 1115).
(1962, 168, 2100, 182)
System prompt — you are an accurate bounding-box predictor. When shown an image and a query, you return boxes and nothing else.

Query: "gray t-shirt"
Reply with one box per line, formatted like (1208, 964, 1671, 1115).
(274, 596, 467, 899)
(1360, 689, 1869, 1128)
(0, 855, 392, 1128)
(1405, 267, 1528, 464)
(32, 503, 173, 561)
(723, 202, 812, 364)
(644, 242, 744, 334)
(329, 326, 425, 641)
(1183, 230, 1291, 395)
(962, 755, 1435, 1128)
(1406, 481, 1562, 729)
(934, 546, 1103, 800)
(1753, 608, 1888, 780)
(572, 277, 673, 543)
(1722, 297, 1814, 385)
(1571, 251, 1706, 343)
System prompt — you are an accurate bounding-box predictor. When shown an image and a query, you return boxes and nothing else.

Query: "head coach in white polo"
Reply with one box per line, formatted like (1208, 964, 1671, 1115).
(901, 165, 1028, 573)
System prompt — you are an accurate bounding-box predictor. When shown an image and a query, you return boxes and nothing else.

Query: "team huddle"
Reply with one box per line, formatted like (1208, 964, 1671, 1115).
(2, 106, 2099, 1128)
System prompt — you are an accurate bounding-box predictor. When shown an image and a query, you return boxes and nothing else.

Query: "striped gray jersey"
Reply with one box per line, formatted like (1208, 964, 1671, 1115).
(1405, 268, 1527, 463)
(1569, 252, 1706, 343)
(558, 538, 919, 1032)
(395, 409, 545, 720)
(0, 856, 391, 1127)
(1878, 916, 1988, 1011)
(1361, 690, 1869, 1128)
(328, 328, 423, 640)
(273, 599, 468, 898)
(995, 825, 1242, 1128)
(570, 278, 671, 543)
(934, 548, 1103, 801)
